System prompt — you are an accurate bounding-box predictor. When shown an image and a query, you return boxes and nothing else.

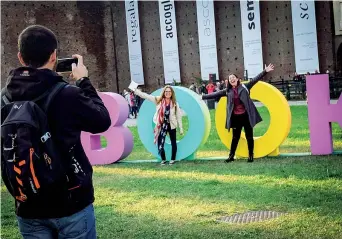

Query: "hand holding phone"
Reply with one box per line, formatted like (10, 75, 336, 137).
(70, 54, 88, 80)
(56, 58, 78, 73)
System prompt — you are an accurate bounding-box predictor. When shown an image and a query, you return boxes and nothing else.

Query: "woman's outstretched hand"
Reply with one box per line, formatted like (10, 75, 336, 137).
(265, 63, 275, 72)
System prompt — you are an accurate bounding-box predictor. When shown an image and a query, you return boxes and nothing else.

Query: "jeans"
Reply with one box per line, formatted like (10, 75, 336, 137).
(128, 104, 131, 118)
(17, 204, 96, 239)
(131, 106, 138, 118)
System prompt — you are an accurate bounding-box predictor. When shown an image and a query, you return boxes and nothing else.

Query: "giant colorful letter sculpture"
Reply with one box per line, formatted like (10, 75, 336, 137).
(215, 82, 292, 158)
(81, 93, 133, 165)
(137, 87, 211, 160)
(306, 74, 342, 155)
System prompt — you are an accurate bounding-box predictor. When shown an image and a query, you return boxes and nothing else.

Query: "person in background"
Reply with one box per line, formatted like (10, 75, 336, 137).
(219, 80, 225, 90)
(135, 89, 142, 113)
(189, 82, 197, 93)
(214, 82, 222, 108)
(293, 72, 301, 94)
(123, 89, 131, 118)
(202, 64, 275, 163)
(215, 82, 221, 92)
(130, 91, 138, 118)
(206, 80, 215, 94)
(293, 72, 300, 82)
(199, 82, 207, 95)
(224, 78, 229, 89)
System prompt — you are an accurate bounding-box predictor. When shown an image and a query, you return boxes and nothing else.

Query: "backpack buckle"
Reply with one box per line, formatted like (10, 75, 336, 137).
(41, 132, 51, 143)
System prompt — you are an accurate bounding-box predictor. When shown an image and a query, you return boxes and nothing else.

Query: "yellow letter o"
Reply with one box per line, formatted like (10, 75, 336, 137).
(215, 82, 291, 158)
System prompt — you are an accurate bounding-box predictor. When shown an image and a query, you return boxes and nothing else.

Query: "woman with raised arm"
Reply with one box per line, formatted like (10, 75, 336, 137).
(202, 64, 275, 163)
(132, 85, 183, 165)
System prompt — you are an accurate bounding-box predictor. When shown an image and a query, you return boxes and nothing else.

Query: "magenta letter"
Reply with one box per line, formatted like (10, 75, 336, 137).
(81, 92, 133, 165)
(306, 74, 342, 155)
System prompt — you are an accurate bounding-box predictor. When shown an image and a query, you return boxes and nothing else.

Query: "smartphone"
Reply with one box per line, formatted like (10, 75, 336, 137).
(56, 58, 78, 72)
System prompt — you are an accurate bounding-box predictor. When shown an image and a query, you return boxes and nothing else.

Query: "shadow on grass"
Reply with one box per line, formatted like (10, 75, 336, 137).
(117, 156, 342, 180)
(94, 202, 338, 239)
(93, 169, 342, 218)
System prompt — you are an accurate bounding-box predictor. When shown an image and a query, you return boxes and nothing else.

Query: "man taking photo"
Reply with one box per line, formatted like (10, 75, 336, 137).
(1, 25, 111, 238)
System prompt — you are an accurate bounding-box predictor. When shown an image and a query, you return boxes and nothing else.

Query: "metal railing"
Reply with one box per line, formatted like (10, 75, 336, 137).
(269, 76, 342, 100)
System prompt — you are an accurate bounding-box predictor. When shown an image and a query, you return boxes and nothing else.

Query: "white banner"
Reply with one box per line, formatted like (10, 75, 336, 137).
(125, 0, 144, 85)
(291, 0, 319, 74)
(196, 0, 219, 81)
(240, 0, 263, 78)
(159, 0, 181, 83)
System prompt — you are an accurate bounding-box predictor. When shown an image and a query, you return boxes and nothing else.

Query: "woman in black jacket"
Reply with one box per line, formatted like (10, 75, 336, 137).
(202, 64, 275, 162)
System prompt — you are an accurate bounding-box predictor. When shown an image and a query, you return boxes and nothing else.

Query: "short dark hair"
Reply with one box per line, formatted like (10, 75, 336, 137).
(18, 25, 58, 68)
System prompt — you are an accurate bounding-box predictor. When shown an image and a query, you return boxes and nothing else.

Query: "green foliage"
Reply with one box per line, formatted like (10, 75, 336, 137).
(192, 75, 204, 85)
(172, 79, 182, 86)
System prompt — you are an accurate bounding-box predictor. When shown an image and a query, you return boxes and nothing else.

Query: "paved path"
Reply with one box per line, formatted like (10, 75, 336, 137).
(123, 100, 338, 127)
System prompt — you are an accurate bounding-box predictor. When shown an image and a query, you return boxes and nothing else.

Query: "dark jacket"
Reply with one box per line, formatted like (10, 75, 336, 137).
(1, 67, 111, 218)
(202, 70, 267, 130)
(199, 85, 207, 95)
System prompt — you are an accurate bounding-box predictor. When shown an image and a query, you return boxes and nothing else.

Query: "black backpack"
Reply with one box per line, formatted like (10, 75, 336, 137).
(1, 82, 68, 203)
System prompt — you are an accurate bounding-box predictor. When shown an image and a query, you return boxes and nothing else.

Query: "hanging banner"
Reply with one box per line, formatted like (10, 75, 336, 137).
(291, 0, 319, 74)
(125, 0, 145, 84)
(196, 0, 219, 81)
(240, 0, 263, 78)
(159, 0, 181, 83)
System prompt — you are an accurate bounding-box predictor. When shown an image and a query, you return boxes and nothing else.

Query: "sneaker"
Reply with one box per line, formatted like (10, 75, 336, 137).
(169, 160, 176, 165)
(224, 155, 235, 163)
(247, 154, 254, 163)
(160, 160, 167, 165)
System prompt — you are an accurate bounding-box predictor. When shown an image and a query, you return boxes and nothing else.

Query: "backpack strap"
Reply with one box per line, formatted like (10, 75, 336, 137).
(39, 82, 68, 112)
(1, 82, 68, 111)
(1, 88, 10, 106)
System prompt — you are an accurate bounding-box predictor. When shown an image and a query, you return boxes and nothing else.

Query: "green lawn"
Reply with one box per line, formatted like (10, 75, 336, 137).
(1, 105, 342, 239)
(2, 157, 342, 238)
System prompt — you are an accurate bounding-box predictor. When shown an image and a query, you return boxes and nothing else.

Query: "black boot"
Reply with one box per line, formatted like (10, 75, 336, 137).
(225, 154, 235, 163)
(247, 154, 254, 163)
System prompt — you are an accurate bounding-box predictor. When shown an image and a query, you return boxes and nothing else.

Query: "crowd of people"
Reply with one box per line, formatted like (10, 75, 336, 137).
(189, 79, 230, 95)
(187, 69, 331, 102)
(122, 89, 143, 118)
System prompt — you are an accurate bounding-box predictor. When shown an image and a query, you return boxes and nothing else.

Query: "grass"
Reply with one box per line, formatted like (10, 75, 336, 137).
(2, 157, 342, 238)
(123, 105, 342, 160)
(1, 105, 342, 238)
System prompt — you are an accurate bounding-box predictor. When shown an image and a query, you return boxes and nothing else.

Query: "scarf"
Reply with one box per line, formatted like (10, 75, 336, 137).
(154, 99, 172, 148)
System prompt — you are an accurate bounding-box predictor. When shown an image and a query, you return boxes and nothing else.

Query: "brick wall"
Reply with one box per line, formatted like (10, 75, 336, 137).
(1, 1, 337, 93)
(1, 1, 117, 92)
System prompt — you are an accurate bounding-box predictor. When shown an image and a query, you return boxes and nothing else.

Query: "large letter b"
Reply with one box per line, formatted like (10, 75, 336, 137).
(81, 93, 133, 165)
